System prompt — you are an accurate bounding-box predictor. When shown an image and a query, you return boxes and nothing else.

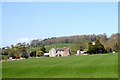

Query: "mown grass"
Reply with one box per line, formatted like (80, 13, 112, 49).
(2, 53, 118, 78)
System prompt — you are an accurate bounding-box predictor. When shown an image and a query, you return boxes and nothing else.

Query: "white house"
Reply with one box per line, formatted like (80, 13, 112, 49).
(47, 47, 71, 57)
(49, 48, 57, 57)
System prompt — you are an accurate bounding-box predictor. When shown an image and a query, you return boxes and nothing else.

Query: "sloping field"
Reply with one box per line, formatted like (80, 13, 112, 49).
(29, 43, 79, 54)
(2, 53, 118, 78)
(29, 43, 73, 52)
(45, 43, 74, 52)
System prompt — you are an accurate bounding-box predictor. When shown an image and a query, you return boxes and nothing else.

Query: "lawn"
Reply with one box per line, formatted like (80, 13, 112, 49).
(2, 53, 118, 78)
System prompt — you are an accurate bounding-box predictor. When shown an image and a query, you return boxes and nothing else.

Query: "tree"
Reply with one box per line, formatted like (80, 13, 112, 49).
(36, 51, 44, 57)
(70, 44, 80, 54)
(30, 51, 36, 57)
(40, 46, 46, 53)
(31, 39, 41, 47)
(21, 50, 29, 59)
(64, 39, 69, 43)
(8, 48, 16, 58)
(87, 41, 93, 54)
(87, 39, 105, 54)
(100, 33, 107, 49)
(106, 47, 112, 53)
(94, 39, 105, 54)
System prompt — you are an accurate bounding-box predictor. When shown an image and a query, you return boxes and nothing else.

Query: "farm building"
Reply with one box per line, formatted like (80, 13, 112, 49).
(76, 49, 87, 55)
(44, 47, 71, 57)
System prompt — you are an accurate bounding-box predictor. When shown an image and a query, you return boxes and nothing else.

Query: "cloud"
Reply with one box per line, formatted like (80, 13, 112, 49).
(18, 37, 32, 43)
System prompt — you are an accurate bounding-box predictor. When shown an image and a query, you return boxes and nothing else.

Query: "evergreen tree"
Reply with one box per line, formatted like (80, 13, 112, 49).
(87, 41, 93, 54)
(87, 39, 105, 54)
(94, 39, 105, 54)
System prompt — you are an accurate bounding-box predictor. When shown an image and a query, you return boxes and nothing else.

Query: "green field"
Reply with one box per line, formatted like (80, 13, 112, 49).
(29, 43, 79, 54)
(29, 43, 74, 52)
(2, 53, 118, 78)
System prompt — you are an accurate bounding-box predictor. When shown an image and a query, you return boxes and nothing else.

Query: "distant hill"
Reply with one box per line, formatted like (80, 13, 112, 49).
(30, 33, 120, 52)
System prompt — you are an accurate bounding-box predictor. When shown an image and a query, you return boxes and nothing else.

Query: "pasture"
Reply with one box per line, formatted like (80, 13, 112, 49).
(2, 53, 118, 78)
(29, 43, 73, 52)
(29, 43, 79, 54)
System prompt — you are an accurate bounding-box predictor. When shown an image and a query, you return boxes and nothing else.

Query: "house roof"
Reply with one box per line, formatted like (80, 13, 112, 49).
(50, 47, 70, 52)
(56, 48, 65, 52)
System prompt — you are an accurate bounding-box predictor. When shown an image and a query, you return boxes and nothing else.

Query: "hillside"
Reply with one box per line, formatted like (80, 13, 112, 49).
(2, 53, 118, 78)
(30, 33, 120, 52)
(45, 43, 73, 52)
(29, 43, 80, 54)
(29, 43, 73, 52)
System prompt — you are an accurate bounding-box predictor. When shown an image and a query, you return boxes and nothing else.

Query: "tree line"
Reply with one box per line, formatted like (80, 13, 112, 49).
(0, 43, 46, 60)
(30, 33, 120, 52)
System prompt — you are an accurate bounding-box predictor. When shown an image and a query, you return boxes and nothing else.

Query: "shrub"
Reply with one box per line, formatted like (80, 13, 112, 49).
(40, 46, 46, 53)
(106, 47, 112, 53)
(2, 55, 9, 60)
(36, 51, 44, 57)
(87, 40, 105, 54)
(21, 50, 29, 59)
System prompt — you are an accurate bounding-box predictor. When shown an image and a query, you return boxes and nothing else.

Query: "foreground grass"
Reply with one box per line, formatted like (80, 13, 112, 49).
(2, 53, 118, 78)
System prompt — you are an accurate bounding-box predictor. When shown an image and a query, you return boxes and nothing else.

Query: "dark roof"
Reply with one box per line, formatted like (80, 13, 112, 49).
(56, 48, 65, 52)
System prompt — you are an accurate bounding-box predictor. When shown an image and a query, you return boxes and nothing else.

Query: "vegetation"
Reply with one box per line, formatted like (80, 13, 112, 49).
(30, 33, 120, 52)
(0, 44, 29, 60)
(29, 43, 81, 54)
(1, 33, 120, 60)
(106, 47, 112, 53)
(1, 33, 118, 78)
(87, 39, 105, 54)
(39, 45, 46, 53)
(36, 51, 44, 57)
(2, 53, 118, 78)
(29, 43, 73, 52)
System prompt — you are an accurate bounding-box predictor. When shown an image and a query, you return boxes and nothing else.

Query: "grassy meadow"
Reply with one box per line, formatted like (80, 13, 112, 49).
(29, 43, 80, 54)
(29, 43, 74, 52)
(2, 53, 118, 78)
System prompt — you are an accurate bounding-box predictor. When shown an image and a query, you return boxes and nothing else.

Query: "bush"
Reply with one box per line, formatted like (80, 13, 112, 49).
(30, 51, 36, 57)
(2, 55, 9, 60)
(1, 52, 8, 55)
(87, 40, 105, 54)
(106, 47, 112, 53)
(21, 50, 29, 59)
(21, 53, 29, 59)
(40, 46, 46, 53)
(70, 44, 80, 54)
(36, 51, 44, 57)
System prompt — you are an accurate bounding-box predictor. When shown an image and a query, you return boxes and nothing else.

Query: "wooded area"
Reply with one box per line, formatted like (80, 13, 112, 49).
(30, 33, 120, 52)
